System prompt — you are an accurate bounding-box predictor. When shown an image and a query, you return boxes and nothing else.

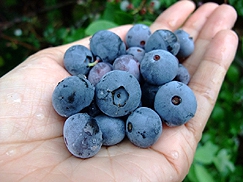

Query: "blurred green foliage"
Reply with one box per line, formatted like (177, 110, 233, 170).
(0, 0, 243, 181)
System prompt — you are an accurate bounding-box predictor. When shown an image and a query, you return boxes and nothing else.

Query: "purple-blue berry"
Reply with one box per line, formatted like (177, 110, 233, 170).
(154, 81, 197, 126)
(126, 107, 162, 148)
(140, 49, 179, 85)
(95, 70, 141, 117)
(64, 45, 94, 76)
(52, 75, 95, 117)
(90, 30, 126, 64)
(63, 113, 103, 158)
(95, 114, 125, 146)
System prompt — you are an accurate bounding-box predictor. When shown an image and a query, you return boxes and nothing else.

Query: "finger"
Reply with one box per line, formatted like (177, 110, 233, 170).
(181, 2, 219, 40)
(151, 30, 238, 180)
(150, 0, 196, 32)
(184, 4, 237, 76)
(186, 29, 239, 142)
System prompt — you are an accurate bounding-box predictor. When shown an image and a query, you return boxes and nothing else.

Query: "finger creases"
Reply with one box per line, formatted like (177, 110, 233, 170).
(150, 0, 196, 32)
(182, 2, 219, 40)
(184, 3, 238, 76)
(197, 4, 237, 40)
(186, 29, 239, 142)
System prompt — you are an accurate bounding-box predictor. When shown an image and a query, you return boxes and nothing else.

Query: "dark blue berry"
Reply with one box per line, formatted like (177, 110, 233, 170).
(174, 64, 190, 84)
(90, 30, 126, 64)
(174, 29, 194, 59)
(95, 114, 125, 146)
(63, 113, 103, 158)
(52, 75, 95, 117)
(126, 46, 145, 63)
(64, 45, 94, 76)
(145, 29, 180, 55)
(126, 107, 162, 148)
(154, 81, 197, 126)
(95, 70, 141, 117)
(125, 24, 151, 49)
(140, 49, 179, 85)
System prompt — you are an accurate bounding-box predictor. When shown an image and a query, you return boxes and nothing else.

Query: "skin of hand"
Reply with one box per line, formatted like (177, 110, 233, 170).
(0, 1, 239, 181)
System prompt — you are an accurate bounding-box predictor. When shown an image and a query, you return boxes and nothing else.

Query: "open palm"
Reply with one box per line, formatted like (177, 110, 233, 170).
(0, 1, 238, 181)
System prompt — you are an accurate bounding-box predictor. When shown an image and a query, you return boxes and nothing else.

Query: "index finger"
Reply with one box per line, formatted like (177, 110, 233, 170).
(150, 0, 196, 32)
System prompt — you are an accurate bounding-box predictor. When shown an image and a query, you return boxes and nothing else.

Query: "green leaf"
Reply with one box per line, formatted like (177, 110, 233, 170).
(137, 20, 153, 26)
(63, 28, 85, 44)
(213, 149, 235, 175)
(160, 0, 177, 8)
(229, 0, 243, 16)
(194, 141, 219, 165)
(186, 162, 198, 182)
(194, 163, 215, 182)
(132, 0, 143, 7)
(226, 64, 240, 83)
(211, 104, 225, 121)
(0, 56, 4, 67)
(114, 11, 134, 25)
(85, 20, 118, 36)
(102, 2, 120, 22)
(218, 89, 233, 102)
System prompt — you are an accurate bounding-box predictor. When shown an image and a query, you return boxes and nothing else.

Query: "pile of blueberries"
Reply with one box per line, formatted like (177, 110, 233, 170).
(52, 24, 197, 159)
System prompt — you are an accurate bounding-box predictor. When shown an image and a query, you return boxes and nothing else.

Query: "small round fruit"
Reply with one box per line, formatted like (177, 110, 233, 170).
(88, 62, 113, 85)
(140, 49, 179, 85)
(64, 45, 94, 76)
(154, 81, 197, 126)
(52, 75, 95, 117)
(144, 29, 180, 55)
(95, 70, 141, 117)
(174, 64, 190, 84)
(126, 107, 162, 148)
(90, 30, 126, 64)
(174, 29, 194, 59)
(125, 24, 151, 49)
(126, 46, 145, 63)
(95, 114, 125, 146)
(63, 113, 103, 158)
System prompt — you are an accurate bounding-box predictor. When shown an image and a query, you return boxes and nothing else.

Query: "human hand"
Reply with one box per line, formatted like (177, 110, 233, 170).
(0, 1, 238, 181)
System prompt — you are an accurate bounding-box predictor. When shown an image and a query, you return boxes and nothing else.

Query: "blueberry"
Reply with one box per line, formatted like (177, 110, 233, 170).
(64, 45, 94, 76)
(95, 70, 141, 117)
(88, 62, 113, 86)
(125, 24, 151, 49)
(52, 75, 95, 117)
(174, 64, 190, 85)
(141, 82, 161, 109)
(140, 49, 179, 85)
(174, 29, 194, 59)
(144, 29, 180, 55)
(90, 30, 126, 64)
(94, 114, 125, 146)
(113, 54, 140, 81)
(82, 100, 102, 117)
(125, 107, 162, 148)
(63, 113, 102, 158)
(126, 47, 145, 63)
(154, 81, 197, 126)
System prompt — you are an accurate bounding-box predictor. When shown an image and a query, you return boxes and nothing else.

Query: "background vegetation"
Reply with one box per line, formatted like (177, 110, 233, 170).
(0, 0, 242, 181)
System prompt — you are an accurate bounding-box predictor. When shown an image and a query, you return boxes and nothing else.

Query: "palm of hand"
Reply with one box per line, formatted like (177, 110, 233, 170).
(0, 1, 238, 181)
